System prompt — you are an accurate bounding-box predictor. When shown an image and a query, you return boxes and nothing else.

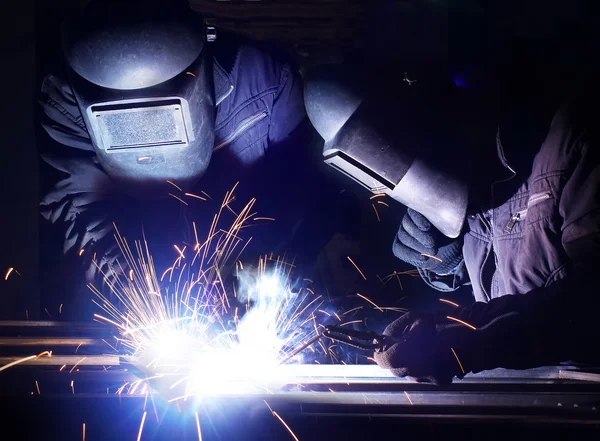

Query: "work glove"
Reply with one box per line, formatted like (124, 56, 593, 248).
(373, 278, 588, 385)
(83, 236, 129, 284)
(392, 208, 463, 275)
(374, 311, 466, 386)
(40, 155, 134, 283)
(373, 308, 530, 386)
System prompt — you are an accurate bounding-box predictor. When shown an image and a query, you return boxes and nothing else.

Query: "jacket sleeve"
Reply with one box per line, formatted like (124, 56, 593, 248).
(418, 261, 471, 293)
(39, 74, 94, 152)
(39, 74, 119, 255)
(267, 63, 306, 146)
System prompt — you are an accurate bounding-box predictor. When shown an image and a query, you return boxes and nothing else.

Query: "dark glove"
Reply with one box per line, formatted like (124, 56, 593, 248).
(373, 311, 464, 386)
(39, 155, 137, 283)
(377, 263, 600, 384)
(84, 238, 129, 284)
(41, 155, 117, 254)
(373, 292, 558, 385)
(392, 208, 463, 275)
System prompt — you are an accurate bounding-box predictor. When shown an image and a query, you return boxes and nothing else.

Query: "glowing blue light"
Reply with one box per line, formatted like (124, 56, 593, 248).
(257, 274, 283, 299)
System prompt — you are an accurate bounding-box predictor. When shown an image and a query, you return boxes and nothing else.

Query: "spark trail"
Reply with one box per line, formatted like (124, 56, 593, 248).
(89, 188, 341, 399)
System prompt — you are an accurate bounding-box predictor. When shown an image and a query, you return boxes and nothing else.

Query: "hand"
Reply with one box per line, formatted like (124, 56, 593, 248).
(84, 240, 129, 284)
(41, 156, 115, 211)
(374, 312, 463, 386)
(374, 295, 546, 385)
(392, 208, 463, 274)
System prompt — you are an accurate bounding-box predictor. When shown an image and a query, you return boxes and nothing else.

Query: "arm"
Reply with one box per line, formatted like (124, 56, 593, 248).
(375, 95, 600, 384)
(39, 74, 93, 152)
(39, 74, 125, 276)
(461, 90, 600, 370)
(267, 62, 306, 147)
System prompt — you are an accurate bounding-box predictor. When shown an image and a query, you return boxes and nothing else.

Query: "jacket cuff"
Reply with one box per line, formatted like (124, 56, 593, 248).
(418, 260, 470, 293)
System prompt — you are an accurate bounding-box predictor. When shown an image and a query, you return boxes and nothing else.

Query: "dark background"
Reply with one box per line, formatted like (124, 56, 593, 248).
(2, 0, 599, 321)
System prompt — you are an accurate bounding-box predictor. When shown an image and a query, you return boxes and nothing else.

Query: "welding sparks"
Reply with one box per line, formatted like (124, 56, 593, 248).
(195, 412, 203, 441)
(446, 316, 477, 330)
(71, 380, 75, 394)
(4, 267, 20, 280)
(272, 411, 299, 441)
(166, 180, 182, 191)
(369, 193, 385, 200)
(421, 253, 443, 263)
(136, 411, 147, 441)
(372, 204, 381, 222)
(265, 401, 299, 441)
(168, 193, 188, 205)
(440, 298, 460, 307)
(356, 293, 383, 312)
(35, 380, 40, 395)
(347, 256, 367, 280)
(451, 347, 465, 374)
(185, 192, 207, 201)
(0, 351, 51, 373)
(404, 391, 413, 405)
(89, 187, 341, 399)
(342, 306, 363, 316)
(173, 245, 186, 259)
(82, 423, 86, 441)
(70, 357, 87, 373)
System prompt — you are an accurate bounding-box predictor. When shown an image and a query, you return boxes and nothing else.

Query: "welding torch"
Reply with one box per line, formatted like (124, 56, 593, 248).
(281, 326, 394, 364)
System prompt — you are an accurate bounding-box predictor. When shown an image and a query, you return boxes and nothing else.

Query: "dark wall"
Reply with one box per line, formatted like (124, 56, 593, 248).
(0, 0, 39, 319)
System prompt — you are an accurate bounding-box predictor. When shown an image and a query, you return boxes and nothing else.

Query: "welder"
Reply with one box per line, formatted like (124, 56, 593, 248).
(38, 0, 345, 294)
(37, 0, 357, 322)
(305, 64, 600, 384)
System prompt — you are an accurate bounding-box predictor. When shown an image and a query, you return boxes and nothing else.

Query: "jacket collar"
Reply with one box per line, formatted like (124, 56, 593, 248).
(212, 57, 234, 107)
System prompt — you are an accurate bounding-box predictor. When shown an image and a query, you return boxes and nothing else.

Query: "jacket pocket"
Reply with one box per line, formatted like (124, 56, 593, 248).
(503, 191, 551, 233)
(213, 110, 268, 152)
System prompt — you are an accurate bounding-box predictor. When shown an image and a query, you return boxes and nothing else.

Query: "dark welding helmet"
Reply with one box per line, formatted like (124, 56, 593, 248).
(61, 1, 216, 190)
(304, 65, 468, 238)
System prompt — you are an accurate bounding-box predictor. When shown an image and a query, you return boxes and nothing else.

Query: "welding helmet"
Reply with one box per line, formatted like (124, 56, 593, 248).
(304, 65, 468, 238)
(61, 0, 216, 191)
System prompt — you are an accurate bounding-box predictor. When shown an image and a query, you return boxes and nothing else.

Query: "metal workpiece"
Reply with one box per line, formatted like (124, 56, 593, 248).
(0, 321, 112, 336)
(1, 361, 599, 441)
(1, 320, 599, 438)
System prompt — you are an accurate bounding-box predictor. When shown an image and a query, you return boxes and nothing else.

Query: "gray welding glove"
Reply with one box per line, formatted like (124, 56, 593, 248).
(392, 208, 463, 275)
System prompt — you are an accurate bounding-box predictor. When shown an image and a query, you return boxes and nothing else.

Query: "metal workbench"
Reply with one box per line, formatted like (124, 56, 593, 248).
(1, 320, 599, 440)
